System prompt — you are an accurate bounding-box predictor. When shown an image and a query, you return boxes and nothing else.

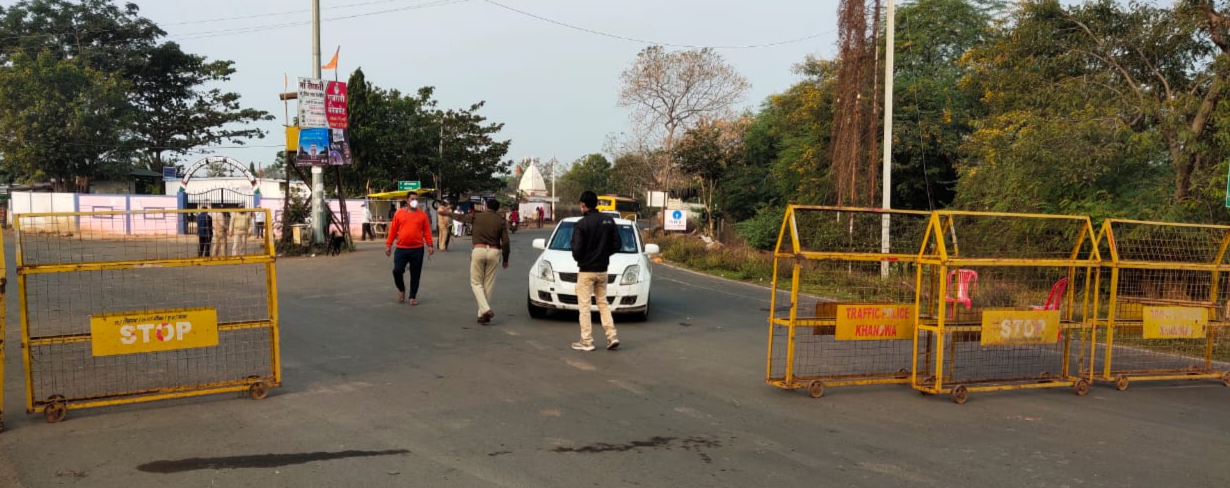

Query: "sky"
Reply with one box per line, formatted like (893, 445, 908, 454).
(121, 0, 839, 173)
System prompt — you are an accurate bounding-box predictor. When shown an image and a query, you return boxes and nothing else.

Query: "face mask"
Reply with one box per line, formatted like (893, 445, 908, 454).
(409, 200, 419, 209)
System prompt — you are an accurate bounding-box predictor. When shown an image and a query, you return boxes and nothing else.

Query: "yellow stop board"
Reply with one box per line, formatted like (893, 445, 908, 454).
(91, 308, 219, 357)
(980, 309, 1061, 346)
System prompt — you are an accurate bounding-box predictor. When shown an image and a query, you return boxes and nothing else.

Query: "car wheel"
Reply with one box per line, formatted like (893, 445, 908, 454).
(527, 295, 548, 319)
(629, 295, 650, 322)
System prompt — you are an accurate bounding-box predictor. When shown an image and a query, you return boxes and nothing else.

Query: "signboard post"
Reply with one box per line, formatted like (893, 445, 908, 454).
(398, 181, 422, 191)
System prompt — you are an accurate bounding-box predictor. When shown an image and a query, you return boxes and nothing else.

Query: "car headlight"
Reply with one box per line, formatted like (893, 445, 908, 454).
(620, 265, 640, 285)
(538, 260, 555, 282)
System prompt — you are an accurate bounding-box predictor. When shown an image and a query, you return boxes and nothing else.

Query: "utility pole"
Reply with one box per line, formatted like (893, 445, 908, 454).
(550, 155, 557, 221)
(310, 0, 326, 244)
(438, 116, 445, 201)
(880, 0, 896, 276)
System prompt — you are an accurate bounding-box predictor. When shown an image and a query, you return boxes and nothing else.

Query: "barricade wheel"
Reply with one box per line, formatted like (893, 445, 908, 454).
(1039, 371, 1052, 379)
(951, 386, 968, 404)
(807, 381, 826, 399)
(249, 382, 269, 400)
(44, 395, 67, 423)
(1221, 372, 1230, 387)
(1074, 379, 1091, 396)
(1115, 375, 1130, 391)
(895, 368, 909, 379)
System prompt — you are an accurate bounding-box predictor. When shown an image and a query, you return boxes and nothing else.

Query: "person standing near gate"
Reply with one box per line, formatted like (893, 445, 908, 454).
(454, 198, 510, 324)
(230, 210, 252, 255)
(570, 191, 621, 351)
(197, 205, 213, 257)
(254, 208, 266, 239)
(212, 210, 231, 257)
(361, 203, 374, 241)
(385, 194, 433, 305)
(436, 200, 453, 251)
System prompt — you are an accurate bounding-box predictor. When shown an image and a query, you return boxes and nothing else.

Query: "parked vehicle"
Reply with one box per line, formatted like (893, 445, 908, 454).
(527, 217, 658, 321)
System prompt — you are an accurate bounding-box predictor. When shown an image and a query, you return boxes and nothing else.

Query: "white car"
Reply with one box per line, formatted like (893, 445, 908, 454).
(527, 216, 659, 321)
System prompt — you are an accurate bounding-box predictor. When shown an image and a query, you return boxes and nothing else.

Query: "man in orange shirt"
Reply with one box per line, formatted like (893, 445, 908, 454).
(385, 194, 434, 305)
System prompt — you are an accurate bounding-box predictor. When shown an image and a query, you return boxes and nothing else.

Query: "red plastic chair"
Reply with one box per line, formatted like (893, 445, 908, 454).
(945, 269, 978, 317)
(1032, 277, 1069, 340)
(1031, 277, 1068, 311)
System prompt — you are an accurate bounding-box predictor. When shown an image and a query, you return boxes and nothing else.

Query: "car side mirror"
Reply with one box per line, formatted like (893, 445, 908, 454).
(644, 244, 660, 254)
(532, 238, 546, 250)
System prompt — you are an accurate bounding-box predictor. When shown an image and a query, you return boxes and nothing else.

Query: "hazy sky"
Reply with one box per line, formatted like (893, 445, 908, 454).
(124, 0, 838, 172)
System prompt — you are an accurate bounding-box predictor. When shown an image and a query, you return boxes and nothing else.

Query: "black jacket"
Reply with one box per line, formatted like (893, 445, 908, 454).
(571, 210, 622, 273)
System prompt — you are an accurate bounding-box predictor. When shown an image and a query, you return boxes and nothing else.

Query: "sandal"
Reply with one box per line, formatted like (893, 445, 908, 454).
(410, 298, 419, 306)
(397, 292, 405, 304)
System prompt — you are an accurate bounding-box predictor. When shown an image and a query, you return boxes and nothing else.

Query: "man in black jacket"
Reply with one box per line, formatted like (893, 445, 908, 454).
(570, 190, 623, 351)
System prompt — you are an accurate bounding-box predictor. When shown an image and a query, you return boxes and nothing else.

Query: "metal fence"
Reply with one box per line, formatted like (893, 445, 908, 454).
(766, 206, 932, 398)
(912, 211, 1098, 403)
(1089, 219, 1230, 390)
(15, 208, 280, 422)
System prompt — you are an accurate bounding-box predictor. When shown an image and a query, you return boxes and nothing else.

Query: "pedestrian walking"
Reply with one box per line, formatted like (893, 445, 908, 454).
(230, 210, 252, 255)
(536, 206, 544, 228)
(361, 203, 374, 241)
(570, 191, 622, 351)
(454, 198, 510, 324)
(385, 195, 433, 305)
(196, 205, 213, 257)
(436, 200, 453, 251)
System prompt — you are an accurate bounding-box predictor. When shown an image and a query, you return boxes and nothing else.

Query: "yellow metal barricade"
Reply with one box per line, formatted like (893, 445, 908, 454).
(1089, 219, 1230, 390)
(0, 230, 6, 432)
(912, 211, 1098, 403)
(16, 209, 280, 422)
(767, 206, 932, 398)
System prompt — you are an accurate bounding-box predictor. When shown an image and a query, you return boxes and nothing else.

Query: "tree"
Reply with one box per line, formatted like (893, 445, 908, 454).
(890, 0, 995, 210)
(0, 51, 129, 191)
(617, 46, 750, 193)
(0, 0, 271, 174)
(341, 68, 511, 199)
(674, 118, 747, 236)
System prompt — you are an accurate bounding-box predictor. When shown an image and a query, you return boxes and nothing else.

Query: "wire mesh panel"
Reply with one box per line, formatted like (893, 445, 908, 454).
(1090, 220, 1230, 390)
(15, 209, 280, 423)
(766, 206, 932, 398)
(912, 211, 1098, 403)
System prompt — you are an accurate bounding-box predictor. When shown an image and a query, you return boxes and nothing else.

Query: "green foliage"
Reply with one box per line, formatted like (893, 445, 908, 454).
(0, 0, 272, 175)
(340, 69, 511, 199)
(734, 205, 786, 250)
(0, 51, 129, 190)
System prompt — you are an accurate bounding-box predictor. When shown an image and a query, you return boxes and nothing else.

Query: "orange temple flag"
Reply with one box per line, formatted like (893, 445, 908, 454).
(322, 46, 339, 70)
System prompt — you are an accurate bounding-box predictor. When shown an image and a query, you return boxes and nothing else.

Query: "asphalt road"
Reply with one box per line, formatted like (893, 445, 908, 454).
(1, 225, 1228, 487)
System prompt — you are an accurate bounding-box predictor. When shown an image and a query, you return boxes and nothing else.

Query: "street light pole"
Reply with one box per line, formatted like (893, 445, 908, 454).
(310, 0, 326, 244)
(880, 0, 896, 276)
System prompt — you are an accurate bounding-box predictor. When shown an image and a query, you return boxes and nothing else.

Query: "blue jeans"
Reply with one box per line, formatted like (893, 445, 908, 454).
(392, 247, 425, 298)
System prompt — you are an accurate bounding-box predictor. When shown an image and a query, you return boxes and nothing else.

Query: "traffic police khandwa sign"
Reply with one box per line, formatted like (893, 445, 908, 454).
(90, 308, 219, 357)
(835, 304, 915, 340)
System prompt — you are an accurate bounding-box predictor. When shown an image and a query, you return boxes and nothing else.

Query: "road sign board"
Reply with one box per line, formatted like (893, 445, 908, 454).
(398, 181, 421, 191)
(665, 209, 687, 231)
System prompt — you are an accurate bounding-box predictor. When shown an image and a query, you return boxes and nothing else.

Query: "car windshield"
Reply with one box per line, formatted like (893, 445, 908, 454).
(548, 222, 639, 253)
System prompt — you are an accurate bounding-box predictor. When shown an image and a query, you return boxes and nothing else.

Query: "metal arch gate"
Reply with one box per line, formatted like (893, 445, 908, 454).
(185, 188, 255, 209)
